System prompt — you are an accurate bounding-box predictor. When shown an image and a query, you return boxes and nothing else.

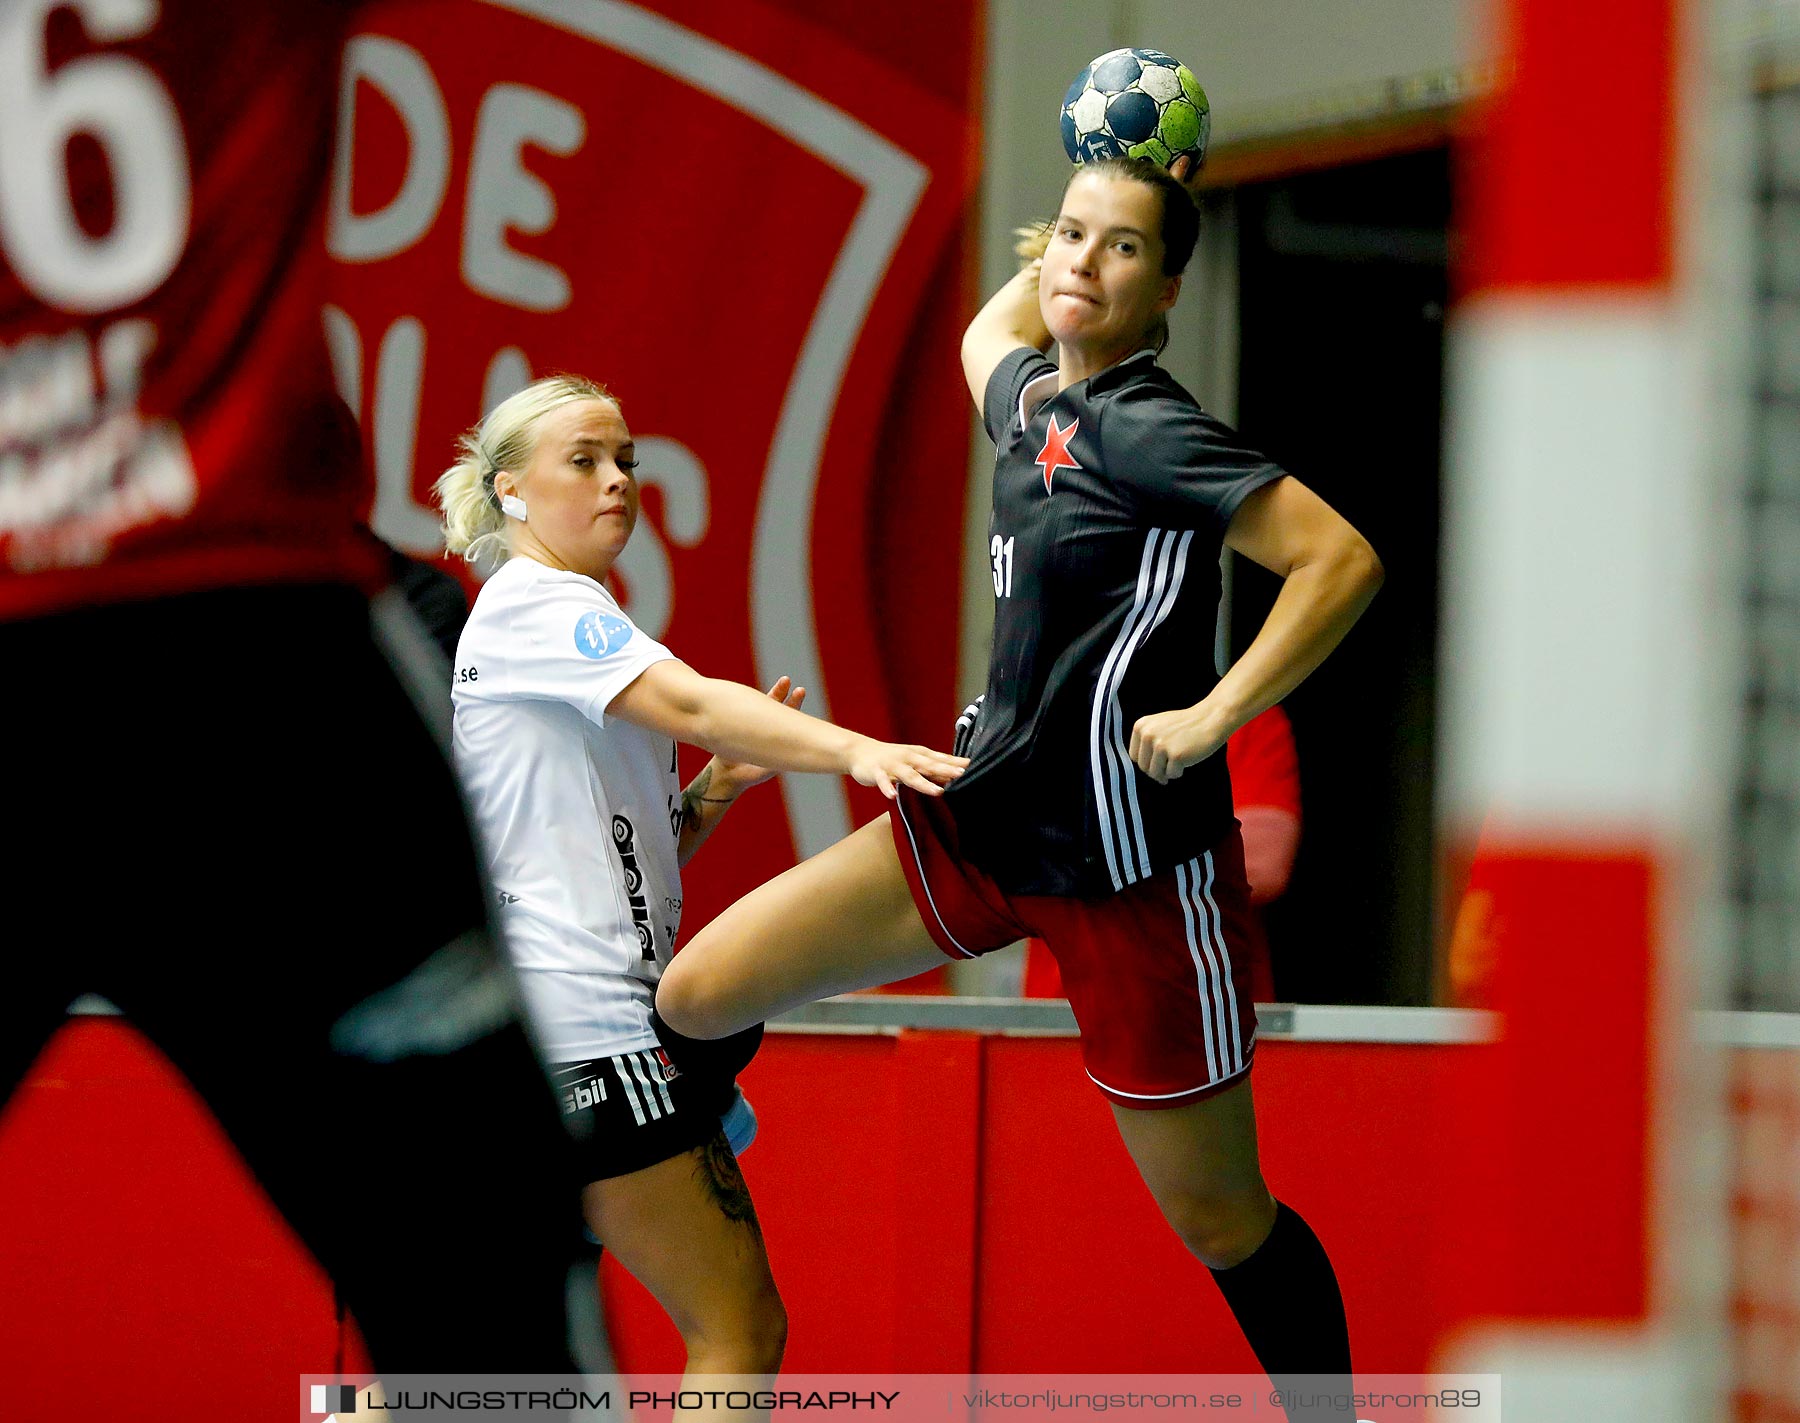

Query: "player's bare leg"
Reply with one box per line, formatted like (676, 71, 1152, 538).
(1109, 1077, 1276, 1268)
(583, 1132, 785, 1411)
(656, 816, 943, 1040)
(1114, 1077, 1350, 1418)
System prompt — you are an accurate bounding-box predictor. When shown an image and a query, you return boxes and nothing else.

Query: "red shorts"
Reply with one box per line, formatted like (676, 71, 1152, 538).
(890, 787, 1261, 1110)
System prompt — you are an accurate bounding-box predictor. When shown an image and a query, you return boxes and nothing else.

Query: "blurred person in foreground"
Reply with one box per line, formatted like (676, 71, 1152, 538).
(0, 0, 595, 1377)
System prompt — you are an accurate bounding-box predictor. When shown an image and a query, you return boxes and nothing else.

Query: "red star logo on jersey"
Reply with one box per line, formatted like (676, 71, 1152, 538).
(1034, 413, 1082, 494)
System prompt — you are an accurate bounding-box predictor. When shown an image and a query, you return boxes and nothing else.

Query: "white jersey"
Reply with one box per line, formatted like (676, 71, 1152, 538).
(452, 556, 682, 1060)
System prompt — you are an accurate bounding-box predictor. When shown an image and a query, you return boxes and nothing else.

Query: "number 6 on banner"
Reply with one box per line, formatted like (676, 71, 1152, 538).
(0, 0, 190, 313)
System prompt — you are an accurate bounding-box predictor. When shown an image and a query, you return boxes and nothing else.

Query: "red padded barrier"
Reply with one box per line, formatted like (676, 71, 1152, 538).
(599, 1031, 1469, 1373)
(1, 1015, 1475, 1415)
(0, 1020, 352, 1419)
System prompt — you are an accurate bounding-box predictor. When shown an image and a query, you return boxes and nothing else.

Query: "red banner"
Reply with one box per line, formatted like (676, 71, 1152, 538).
(325, 0, 980, 931)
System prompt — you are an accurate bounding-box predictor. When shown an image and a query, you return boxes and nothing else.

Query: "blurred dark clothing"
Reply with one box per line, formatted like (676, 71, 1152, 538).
(387, 544, 471, 667)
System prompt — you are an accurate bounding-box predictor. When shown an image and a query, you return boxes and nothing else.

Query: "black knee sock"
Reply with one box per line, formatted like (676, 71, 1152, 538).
(1209, 1201, 1352, 1419)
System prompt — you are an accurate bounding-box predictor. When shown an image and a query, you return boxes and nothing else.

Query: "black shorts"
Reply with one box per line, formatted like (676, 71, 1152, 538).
(553, 1050, 731, 1181)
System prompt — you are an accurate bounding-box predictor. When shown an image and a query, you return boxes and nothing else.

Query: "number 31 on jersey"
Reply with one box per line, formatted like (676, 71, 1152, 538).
(990, 533, 1015, 598)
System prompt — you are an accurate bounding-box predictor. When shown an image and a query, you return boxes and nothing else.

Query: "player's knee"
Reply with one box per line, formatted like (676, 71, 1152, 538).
(685, 1283, 788, 1375)
(746, 1289, 789, 1372)
(1160, 1188, 1274, 1270)
(654, 960, 734, 1041)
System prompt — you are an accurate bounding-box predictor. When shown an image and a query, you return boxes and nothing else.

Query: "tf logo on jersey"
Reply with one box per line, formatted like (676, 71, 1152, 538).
(574, 610, 633, 659)
(653, 1048, 681, 1082)
(1035, 413, 1082, 494)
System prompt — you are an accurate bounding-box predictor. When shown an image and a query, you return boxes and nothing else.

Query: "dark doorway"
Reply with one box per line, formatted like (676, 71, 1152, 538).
(1229, 146, 1449, 1004)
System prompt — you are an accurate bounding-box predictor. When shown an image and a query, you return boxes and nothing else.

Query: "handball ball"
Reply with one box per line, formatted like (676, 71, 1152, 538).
(1060, 47, 1210, 170)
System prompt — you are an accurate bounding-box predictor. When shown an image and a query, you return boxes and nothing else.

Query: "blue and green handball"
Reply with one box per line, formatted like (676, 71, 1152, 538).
(1060, 47, 1210, 170)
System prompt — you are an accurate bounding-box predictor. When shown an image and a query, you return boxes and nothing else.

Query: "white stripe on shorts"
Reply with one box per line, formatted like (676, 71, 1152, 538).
(626, 1052, 666, 1121)
(611, 1055, 648, 1126)
(894, 794, 978, 958)
(1090, 853, 1251, 1104)
(638, 1050, 676, 1116)
(1176, 857, 1223, 1080)
(1083, 1064, 1248, 1102)
(1183, 852, 1246, 1081)
(1195, 852, 1245, 1071)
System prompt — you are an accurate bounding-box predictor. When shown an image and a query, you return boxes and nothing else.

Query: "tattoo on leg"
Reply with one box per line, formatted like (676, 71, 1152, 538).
(695, 1129, 762, 1239)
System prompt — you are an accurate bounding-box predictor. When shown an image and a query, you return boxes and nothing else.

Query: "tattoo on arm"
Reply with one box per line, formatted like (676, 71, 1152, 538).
(695, 1129, 762, 1239)
(680, 763, 712, 835)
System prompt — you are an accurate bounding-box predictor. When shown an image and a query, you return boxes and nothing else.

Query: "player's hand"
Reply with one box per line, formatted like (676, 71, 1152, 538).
(1169, 153, 1206, 197)
(1129, 703, 1230, 784)
(847, 739, 969, 799)
(712, 678, 806, 795)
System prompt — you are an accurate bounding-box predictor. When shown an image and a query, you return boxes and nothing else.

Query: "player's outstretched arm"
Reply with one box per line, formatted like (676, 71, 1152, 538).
(609, 660, 968, 800)
(961, 258, 1053, 412)
(674, 677, 804, 866)
(1128, 478, 1382, 784)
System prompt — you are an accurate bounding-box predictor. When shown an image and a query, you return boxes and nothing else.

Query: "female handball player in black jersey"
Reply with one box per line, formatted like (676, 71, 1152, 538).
(434, 376, 965, 1383)
(659, 158, 1381, 1407)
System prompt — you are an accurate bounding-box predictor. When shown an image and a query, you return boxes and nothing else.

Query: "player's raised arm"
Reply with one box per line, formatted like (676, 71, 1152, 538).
(961, 257, 1053, 412)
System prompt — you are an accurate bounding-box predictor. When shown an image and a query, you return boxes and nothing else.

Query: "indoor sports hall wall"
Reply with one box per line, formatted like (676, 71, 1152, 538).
(10, 0, 1800, 1419)
(0, 1010, 1504, 1415)
(322, 0, 982, 935)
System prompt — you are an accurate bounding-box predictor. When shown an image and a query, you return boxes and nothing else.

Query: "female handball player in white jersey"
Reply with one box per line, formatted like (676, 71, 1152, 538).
(658, 160, 1381, 1416)
(434, 375, 965, 1380)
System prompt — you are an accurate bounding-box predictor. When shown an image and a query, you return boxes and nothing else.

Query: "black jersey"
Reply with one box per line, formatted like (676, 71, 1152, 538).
(946, 347, 1286, 898)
